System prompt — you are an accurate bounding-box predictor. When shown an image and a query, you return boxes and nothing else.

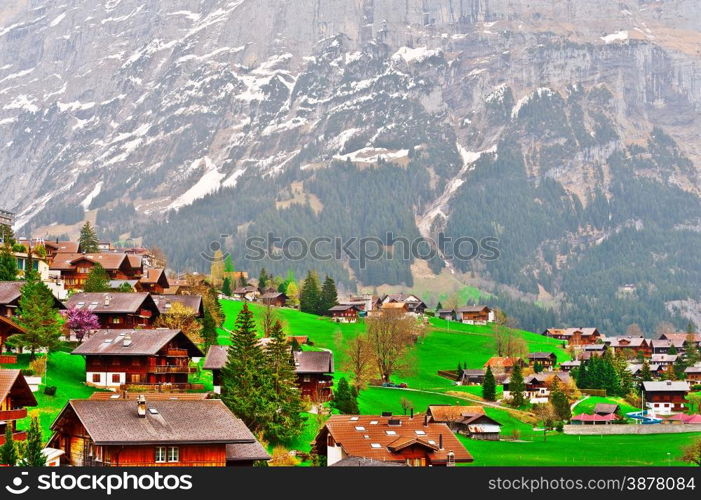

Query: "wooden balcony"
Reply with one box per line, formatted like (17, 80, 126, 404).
(0, 408, 27, 421)
(149, 365, 195, 374)
(0, 431, 27, 445)
(165, 348, 189, 357)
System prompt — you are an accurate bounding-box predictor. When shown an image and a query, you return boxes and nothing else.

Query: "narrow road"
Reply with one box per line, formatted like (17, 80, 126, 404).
(571, 395, 589, 412)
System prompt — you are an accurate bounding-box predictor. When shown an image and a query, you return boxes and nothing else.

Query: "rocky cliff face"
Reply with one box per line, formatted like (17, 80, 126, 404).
(1, 0, 700, 331)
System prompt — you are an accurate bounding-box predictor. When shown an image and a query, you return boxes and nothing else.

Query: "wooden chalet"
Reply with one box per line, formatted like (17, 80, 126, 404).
(232, 285, 259, 301)
(458, 369, 486, 385)
(627, 362, 663, 378)
(50, 253, 142, 291)
(380, 294, 427, 315)
(203, 345, 228, 394)
(454, 306, 494, 325)
(329, 304, 361, 323)
(260, 292, 287, 307)
(48, 398, 269, 467)
(642, 380, 690, 415)
(606, 336, 651, 357)
(151, 294, 204, 318)
(560, 360, 581, 371)
(542, 327, 602, 345)
(593, 403, 619, 416)
(504, 372, 570, 404)
(294, 350, 334, 402)
(658, 332, 701, 351)
(527, 352, 557, 369)
(436, 309, 455, 321)
(685, 364, 701, 384)
(72, 329, 202, 389)
(426, 405, 501, 440)
(650, 353, 678, 367)
(138, 269, 170, 294)
(315, 414, 473, 467)
(0, 369, 37, 446)
(650, 338, 685, 354)
(483, 356, 525, 375)
(65, 293, 160, 329)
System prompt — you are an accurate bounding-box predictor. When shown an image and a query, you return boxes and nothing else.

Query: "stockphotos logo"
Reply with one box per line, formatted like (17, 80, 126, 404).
(5, 471, 30, 495)
(4, 471, 193, 496)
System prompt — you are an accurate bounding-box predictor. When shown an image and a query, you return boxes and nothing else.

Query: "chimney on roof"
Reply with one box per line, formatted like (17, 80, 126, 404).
(423, 414, 428, 427)
(439, 434, 444, 450)
(104, 295, 111, 307)
(667, 380, 672, 386)
(123, 334, 132, 347)
(410, 408, 414, 419)
(137, 394, 147, 418)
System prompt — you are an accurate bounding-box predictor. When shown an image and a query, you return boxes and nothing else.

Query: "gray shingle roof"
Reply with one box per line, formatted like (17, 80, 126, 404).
(293, 350, 334, 374)
(71, 329, 202, 357)
(643, 381, 690, 392)
(0, 281, 23, 305)
(226, 442, 271, 462)
(151, 294, 203, 315)
(65, 292, 155, 314)
(57, 399, 258, 445)
(203, 345, 229, 370)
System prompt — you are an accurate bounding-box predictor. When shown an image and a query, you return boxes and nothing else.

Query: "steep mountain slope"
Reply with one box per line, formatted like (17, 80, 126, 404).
(1, 0, 700, 332)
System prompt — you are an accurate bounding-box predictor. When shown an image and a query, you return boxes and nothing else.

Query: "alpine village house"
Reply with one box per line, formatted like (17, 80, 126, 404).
(0, 369, 38, 446)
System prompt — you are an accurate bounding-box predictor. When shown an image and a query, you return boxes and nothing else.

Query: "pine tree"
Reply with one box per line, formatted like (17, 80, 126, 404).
(24, 417, 44, 466)
(509, 363, 526, 407)
(550, 378, 571, 421)
(8, 273, 63, 358)
(222, 277, 232, 297)
(640, 360, 652, 381)
(482, 366, 496, 401)
(333, 377, 358, 414)
(0, 426, 17, 466)
(201, 307, 218, 349)
(83, 263, 111, 292)
(265, 320, 304, 442)
(0, 244, 17, 281)
(299, 270, 321, 314)
(78, 222, 100, 253)
(436, 301, 443, 310)
(258, 268, 269, 291)
(319, 275, 338, 315)
(220, 304, 272, 433)
(238, 274, 248, 288)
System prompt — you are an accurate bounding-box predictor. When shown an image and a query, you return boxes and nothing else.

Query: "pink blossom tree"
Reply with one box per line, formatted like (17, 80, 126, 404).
(63, 307, 100, 341)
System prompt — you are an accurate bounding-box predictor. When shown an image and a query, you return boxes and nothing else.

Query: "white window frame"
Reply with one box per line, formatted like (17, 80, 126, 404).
(155, 446, 167, 463)
(167, 446, 180, 463)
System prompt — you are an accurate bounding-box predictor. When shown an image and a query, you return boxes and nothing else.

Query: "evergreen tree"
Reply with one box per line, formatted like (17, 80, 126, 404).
(533, 361, 543, 373)
(550, 378, 571, 421)
(0, 426, 17, 466)
(509, 363, 526, 407)
(258, 268, 269, 291)
(238, 274, 248, 288)
(0, 244, 17, 281)
(224, 255, 235, 274)
(8, 273, 63, 358)
(24, 417, 44, 467)
(78, 222, 100, 253)
(333, 377, 359, 414)
(482, 366, 496, 401)
(222, 277, 232, 297)
(220, 304, 273, 433)
(600, 351, 622, 396)
(640, 360, 653, 382)
(83, 263, 111, 292)
(668, 344, 678, 356)
(299, 271, 321, 314)
(319, 275, 338, 315)
(436, 301, 443, 310)
(264, 320, 304, 442)
(201, 307, 218, 349)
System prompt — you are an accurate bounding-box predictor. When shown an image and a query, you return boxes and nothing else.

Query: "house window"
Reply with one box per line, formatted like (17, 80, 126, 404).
(92, 374, 101, 383)
(167, 447, 179, 463)
(112, 317, 122, 324)
(111, 374, 121, 383)
(155, 447, 167, 463)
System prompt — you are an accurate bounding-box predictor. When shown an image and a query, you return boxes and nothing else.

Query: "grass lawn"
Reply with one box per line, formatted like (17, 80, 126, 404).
(2, 351, 99, 442)
(573, 396, 639, 417)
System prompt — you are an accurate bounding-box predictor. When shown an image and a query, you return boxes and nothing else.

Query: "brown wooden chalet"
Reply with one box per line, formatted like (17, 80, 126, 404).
(483, 356, 525, 375)
(542, 327, 602, 345)
(294, 350, 334, 402)
(48, 397, 269, 467)
(65, 292, 160, 329)
(527, 352, 557, 369)
(260, 292, 287, 307)
(454, 306, 493, 325)
(329, 304, 361, 323)
(642, 380, 690, 414)
(151, 294, 204, 318)
(426, 405, 501, 440)
(436, 309, 456, 321)
(138, 269, 170, 294)
(315, 414, 473, 467)
(72, 329, 202, 389)
(685, 364, 701, 383)
(606, 336, 652, 357)
(0, 369, 37, 445)
(50, 253, 142, 291)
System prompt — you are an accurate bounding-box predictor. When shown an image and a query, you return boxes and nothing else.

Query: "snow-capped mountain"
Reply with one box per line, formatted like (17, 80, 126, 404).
(1, 0, 700, 332)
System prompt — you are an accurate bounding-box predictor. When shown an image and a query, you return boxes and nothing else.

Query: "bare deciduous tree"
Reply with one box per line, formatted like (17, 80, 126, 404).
(342, 334, 375, 390)
(366, 310, 423, 382)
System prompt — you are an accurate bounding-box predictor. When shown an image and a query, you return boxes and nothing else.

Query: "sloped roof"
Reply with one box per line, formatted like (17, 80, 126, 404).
(54, 399, 258, 445)
(483, 357, 521, 368)
(151, 294, 203, 316)
(50, 252, 130, 271)
(319, 414, 472, 464)
(0, 369, 37, 407)
(294, 350, 334, 374)
(328, 304, 360, 312)
(593, 403, 618, 415)
(203, 345, 229, 370)
(65, 292, 156, 314)
(226, 441, 271, 462)
(528, 352, 556, 360)
(0, 281, 22, 305)
(140, 268, 168, 285)
(89, 392, 209, 401)
(72, 329, 202, 357)
(643, 381, 690, 392)
(455, 306, 490, 313)
(330, 457, 408, 467)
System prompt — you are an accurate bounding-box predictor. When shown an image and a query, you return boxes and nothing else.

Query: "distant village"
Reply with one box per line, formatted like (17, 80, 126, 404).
(1, 212, 700, 467)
